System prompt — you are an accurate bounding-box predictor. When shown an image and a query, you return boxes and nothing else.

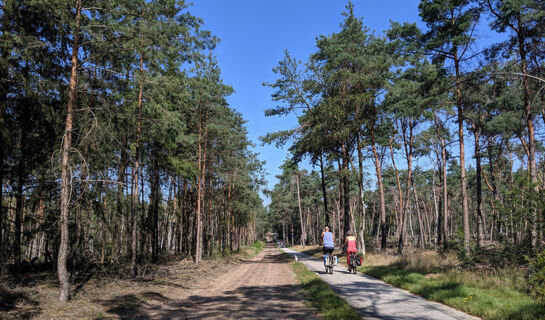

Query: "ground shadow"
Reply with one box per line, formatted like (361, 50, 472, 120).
(0, 286, 41, 319)
(94, 293, 147, 320)
(138, 283, 314, 319)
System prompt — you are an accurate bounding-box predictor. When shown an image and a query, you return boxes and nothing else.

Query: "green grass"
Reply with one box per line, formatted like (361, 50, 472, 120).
(251, 240, 265, 251)
(300, 247, 323, 258)
(362, 264, 545, 320)
(292, 261, 362, 320)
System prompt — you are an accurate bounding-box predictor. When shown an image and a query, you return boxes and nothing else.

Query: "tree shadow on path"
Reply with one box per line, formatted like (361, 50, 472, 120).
(99, 283, 316, 320)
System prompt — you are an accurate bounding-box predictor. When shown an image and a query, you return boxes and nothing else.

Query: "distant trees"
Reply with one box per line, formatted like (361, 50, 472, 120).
(0, 0, 265, 302)
(264, 1, 544, 258)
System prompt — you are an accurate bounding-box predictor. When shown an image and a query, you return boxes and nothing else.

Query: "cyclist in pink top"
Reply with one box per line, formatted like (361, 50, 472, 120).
(344, 231, 357, 265)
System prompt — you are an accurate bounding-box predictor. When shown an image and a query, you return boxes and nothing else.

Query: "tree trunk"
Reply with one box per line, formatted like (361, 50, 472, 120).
(15, 120, 26, 270)
(151, 152, 160, 262)
(341, 143, 351, 246)
(474, 129, 485, 247)
(432, 169, 440, 245)
(356, 134, 366, 255)
(371, 129, 387, 251)
(296, 172, 305, 248)
(398, 120, 414, 254)
(114, 148, 127, 263)
(412, 183, 425, 248)
(435, 115, 449, 251)
(389, 139, 403, 239)
(131, 52, 144, 277)
(454, 55, 470, 254)
(319, 152, 329, 226)
(516, 18, 538, 246)
(195, 107, 209, 263)
(58, 0, 81, 302)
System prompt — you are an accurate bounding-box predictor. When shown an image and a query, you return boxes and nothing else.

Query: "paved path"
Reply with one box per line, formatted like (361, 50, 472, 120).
(282, 248, 480, 320)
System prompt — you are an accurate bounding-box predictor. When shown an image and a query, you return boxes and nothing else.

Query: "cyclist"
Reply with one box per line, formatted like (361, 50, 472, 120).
(321, 226, 335, 264)
(344, 231, 358, 269)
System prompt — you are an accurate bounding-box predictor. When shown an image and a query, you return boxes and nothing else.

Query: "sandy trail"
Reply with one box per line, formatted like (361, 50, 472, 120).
(141, 245, 318, 319)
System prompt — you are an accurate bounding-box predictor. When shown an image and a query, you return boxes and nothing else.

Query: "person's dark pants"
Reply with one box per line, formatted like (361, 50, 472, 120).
(323, 246, 334, 255)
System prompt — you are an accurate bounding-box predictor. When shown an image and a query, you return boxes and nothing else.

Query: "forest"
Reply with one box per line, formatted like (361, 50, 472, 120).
(2, 0, 545, 311)
(265, 0, 545, 271)
(0, 0, 266, 302)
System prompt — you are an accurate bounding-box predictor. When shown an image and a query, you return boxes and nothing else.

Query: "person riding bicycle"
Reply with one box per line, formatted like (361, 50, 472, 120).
(321, 226, 335, 263)
(344, 231, 357, 265)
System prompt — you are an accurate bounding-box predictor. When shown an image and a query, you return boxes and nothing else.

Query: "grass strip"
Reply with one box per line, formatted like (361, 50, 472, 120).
(362, 265, 545, 320)
(291, 260, 362, 320)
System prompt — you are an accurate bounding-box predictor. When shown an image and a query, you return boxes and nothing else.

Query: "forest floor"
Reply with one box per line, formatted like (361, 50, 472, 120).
(0, 244, 319, 319)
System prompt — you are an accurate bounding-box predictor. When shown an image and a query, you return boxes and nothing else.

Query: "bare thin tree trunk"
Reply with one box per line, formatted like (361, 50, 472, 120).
(435, 115, 449, 251)
(389, 139, 403, 239)
(474, 129, 485, 247)
(371, 129, 387, 251)
(355, 134, 366, 255)
(341, 143, 351, 246)
(195, 107, 209, 263)
(412, 185, 425, 248)
(398, 120, 414, 254)
(432, 169, 440, 245)
(319, 152, 329, 226)
(296, 172, 305, 248)
(454, 55, 470, 253)
(58, 0, 82, 302)
(131, 53, 144, 277)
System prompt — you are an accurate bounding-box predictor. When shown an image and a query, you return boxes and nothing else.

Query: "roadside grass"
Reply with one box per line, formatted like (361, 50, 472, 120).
(292, 245, 331, 259)
(291, 260, 362, 320)
(361, 251, 545, 320)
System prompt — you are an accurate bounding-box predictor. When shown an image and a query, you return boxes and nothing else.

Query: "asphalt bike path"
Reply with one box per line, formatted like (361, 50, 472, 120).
(282, 247, 479, 320)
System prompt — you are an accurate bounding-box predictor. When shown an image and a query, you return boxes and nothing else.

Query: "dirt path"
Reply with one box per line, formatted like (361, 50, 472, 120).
(141, 245, 318, 319)
(283, 248, 479, 320)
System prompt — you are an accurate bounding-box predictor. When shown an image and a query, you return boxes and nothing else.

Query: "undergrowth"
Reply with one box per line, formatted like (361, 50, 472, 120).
(361, 249, 545, 320)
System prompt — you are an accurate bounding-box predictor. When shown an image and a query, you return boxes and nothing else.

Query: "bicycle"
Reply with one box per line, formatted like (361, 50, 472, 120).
(348, 252, 358, 274)
(323, 249, 334, 274)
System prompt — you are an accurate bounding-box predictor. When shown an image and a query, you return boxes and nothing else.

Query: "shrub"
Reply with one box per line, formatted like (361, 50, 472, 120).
(527, 250, 545, 298)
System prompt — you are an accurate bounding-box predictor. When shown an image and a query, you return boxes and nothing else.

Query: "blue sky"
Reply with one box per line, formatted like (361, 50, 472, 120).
(189, 1, 506, 205)
(190, 1, 423, 202)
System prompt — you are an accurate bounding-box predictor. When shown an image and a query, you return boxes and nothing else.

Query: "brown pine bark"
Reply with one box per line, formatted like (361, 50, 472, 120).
(355, 134, 366, 255)
(195, 107, 209, 263)
(15, 124, 26, 269)
(370, 129, 387, 251)
(319, 152, 329, 227)
(454, 53, 470, 254)
(434, 115, 449, 250)
(114, 148, 127, 263)
(397, 120, 413, 255)
(516, 20, 538, 246)
(389, 139, 403, 239)
(341, 143, 351, 245)
(474, 129, 485, 247)
(131, 53, 144, 277)
(295, 172, 305, 248)
(58, 0, 82, 302)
